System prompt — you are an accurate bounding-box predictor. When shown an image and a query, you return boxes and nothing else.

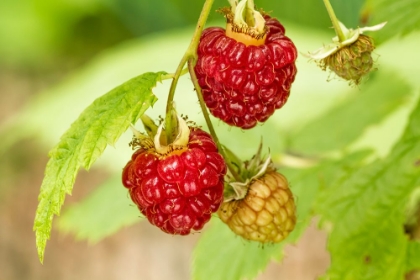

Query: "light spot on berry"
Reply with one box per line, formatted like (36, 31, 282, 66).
(245, 46, 266, 72)
(199, 165, 220, 188)
(181, 148, 207, 170)
(157, 155, 185, 183)
(227, 99, 246, 117)
(169, 209, 196, 231)
(159, 197, 185, 214)
(188, 195, 211, 215)
(133, 152, 158, 178)
(256, 64, 276, 86)
(241, 73, 259, 96)
(227, 68, 247, 89)
(180, 169, 201, 197)
(140, 175, 164, 204)
(226, 42, 247, 67)
(205, 152, 227, 175)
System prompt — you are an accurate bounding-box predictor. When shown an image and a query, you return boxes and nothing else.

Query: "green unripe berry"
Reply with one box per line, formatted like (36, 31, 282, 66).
(322, 35, 375, 85)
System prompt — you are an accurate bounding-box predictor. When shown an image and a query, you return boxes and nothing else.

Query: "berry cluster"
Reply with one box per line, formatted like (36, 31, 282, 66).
(121, 3, 298, 241)
(122, 128, 226, 235)
(195, 15, 297, 129)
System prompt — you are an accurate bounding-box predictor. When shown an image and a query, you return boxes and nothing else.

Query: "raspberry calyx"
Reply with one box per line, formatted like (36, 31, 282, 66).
(122, 116, 226, 235)
(223, 0, 267, 46)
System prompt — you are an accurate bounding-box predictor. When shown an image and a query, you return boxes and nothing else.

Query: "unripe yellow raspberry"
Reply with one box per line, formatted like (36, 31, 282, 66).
(218, 171, 296, 243)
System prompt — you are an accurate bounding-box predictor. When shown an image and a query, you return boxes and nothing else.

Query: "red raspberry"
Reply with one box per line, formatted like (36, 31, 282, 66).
(122, 127, 226, 235)
(195, 13, 297, 129)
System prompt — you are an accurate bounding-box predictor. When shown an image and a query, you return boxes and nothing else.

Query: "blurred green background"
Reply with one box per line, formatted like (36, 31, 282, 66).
(0, 0, 419, 279)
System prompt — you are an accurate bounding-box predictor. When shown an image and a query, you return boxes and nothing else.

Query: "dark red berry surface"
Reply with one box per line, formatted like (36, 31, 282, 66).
(195, 16, 297, 129)
(122, 128, 226, 235)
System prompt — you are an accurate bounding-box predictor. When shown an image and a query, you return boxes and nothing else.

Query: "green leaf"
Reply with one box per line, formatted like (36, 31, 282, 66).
(316, 97, 420, 279)
(289, 70, 411, 156)
(58, 174, 141, 243)
(193, 149, 372, 280)
(406, 241, 420, 273)
(33, 71, 165, 263)
(363, 0, 420, 44)
(193, 219, 284, 280)
(284, 150, 373, 237)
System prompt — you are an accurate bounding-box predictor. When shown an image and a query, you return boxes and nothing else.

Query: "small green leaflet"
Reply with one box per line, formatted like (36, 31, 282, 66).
(316, 97, 420, 279)
(33, 71, 165, 263)
(58, 175, 141, 243)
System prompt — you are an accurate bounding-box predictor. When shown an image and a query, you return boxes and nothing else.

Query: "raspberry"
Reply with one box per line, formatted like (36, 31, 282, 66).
(322, 35, 375, 85)
(122, 123, 226, 235)
(194, 8, 297, 129)
(306, 22, 386, 85)
(218, 171, 296, 243)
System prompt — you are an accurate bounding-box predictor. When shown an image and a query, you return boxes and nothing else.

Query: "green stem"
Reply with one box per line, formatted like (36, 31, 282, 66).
(164, 0, 215, 143)
(161, 68, 189, 80)
(322, 0, 346, 42)
(187, 59, 243, 182)
(163, 0, 242, 182)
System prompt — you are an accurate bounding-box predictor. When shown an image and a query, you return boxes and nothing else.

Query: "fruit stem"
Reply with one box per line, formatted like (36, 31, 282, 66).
(164, 0, 242, 182)
(322, 0, 346, 42)
(164, 0, 215, 144)
(161, 68, 189, 80)
(188, 59, 243, 182)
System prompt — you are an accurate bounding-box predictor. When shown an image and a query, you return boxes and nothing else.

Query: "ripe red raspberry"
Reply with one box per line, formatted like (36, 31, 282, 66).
(194, 9, 297, 129)
(122, 126, 226, 235)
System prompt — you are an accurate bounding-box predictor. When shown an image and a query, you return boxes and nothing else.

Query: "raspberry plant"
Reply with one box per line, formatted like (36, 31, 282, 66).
(8, 0, 417, 278)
